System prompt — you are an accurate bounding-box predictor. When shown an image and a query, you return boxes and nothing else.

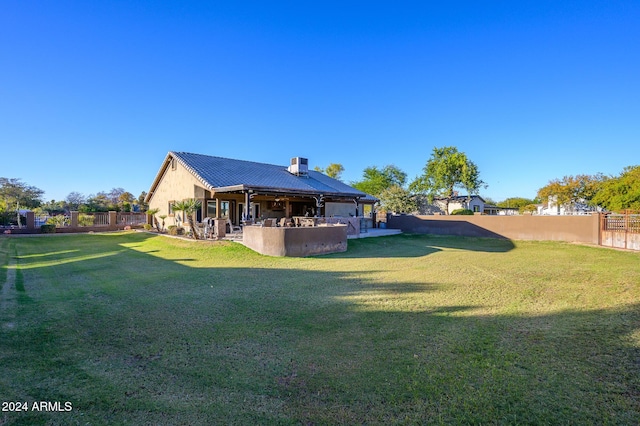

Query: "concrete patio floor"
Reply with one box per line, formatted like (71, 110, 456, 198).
(347, 228, 402, 239)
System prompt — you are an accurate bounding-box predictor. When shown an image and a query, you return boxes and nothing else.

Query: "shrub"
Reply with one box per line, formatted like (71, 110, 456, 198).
(143, 224, 152, 231)
(78, 213, 95, 227)
(168, 225, 182, 236)
(451, 209, 474, 215)
(47, 215, 68, 226)
(40, 224, 56, 233)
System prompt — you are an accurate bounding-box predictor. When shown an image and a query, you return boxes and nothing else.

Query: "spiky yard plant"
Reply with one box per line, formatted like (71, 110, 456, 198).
(171, 199, 202, 239)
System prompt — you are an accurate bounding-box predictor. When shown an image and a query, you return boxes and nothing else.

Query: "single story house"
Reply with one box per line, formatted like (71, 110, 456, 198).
(536, 195, 602, 216)
(425, 195, 497, 215)
(145, 152, 378, 228)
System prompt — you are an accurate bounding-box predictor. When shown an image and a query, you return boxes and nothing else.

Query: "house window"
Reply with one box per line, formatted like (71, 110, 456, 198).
(205, 200, 229, 218)
(168, 201, 175, 216)
(207, 200, 217, 217)
(473, 205, 480, 213)
(220, 201, 229, 218)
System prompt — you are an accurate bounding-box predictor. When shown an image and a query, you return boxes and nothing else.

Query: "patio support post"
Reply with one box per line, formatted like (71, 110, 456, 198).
(215, 198, 220, 219)
(244, 191, 250, 221)
(372, 205, 377, 228)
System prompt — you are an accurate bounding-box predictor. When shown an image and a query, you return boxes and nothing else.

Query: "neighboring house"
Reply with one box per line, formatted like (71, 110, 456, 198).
(428, 195, 494, 215)
(536, 196, 601, 216)
(497, 207, 520, 216)
(145, 152, 377, 227)
(418, 195, 521, 215)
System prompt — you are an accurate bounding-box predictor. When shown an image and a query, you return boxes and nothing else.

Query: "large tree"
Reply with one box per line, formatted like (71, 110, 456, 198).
(352, 165, 407, 198)
(0, 178, 44, 225)
(409, 146, 485, 214)
(591, 166, 640, 212)
(65, 191, 87, 211)
(82, 193, 112, 212)
(0, 177, 44, 209)
(138, 191, 149, 212)
(379, 185, 417, 214)
(37, 200, 66, 215)
(537, 174, 607, 211)
(314, 163, 345, 181)
(497, 197, 538, 214)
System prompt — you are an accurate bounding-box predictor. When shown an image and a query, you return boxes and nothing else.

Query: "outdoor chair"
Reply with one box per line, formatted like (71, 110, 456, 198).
(227, 218, 241, 233)
(203, 217, 216, 238)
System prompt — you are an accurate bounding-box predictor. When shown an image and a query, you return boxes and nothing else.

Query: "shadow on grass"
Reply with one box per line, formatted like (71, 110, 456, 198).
(326, 232, 516, 258)
(2, 232, 638, 425)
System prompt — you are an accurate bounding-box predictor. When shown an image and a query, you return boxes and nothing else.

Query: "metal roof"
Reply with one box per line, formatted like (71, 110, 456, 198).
(148, 151, 377, 201)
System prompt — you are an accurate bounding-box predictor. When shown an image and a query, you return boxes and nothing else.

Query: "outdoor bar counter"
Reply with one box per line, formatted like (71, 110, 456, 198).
(243, 223, 348, 257)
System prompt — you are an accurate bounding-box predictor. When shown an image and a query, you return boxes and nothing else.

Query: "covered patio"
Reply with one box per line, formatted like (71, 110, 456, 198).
(146, 152, 379, 240)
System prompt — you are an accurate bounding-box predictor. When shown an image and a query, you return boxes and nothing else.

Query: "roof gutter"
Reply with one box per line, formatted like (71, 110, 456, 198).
(212, 184, 364, 199)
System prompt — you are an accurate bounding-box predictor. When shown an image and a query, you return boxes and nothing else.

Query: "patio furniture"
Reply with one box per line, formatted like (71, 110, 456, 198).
(227, 218, 242, 233)
(300, 218, 315, 227)
(203, 217, 215, 239)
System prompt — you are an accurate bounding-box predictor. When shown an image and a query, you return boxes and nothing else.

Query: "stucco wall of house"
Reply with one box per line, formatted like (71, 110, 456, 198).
(148, 160, 209, 226)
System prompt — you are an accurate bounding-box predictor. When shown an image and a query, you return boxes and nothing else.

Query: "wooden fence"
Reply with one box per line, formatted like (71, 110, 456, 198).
(600, 213, 640, 250)
(3, 211, 149, 234)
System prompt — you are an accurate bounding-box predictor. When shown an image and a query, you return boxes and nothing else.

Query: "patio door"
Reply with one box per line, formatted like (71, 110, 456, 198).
(238, 203, 244, 224)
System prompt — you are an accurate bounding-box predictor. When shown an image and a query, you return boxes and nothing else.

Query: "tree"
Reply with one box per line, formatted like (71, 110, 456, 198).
(314, 163, 345, 180)
(37, 200, 66, 216)
(537, 174, 607, 211)
(172, 199, 202, 239)
(497, 197, 538, 214)
(379, 185, 417, 214)
(138, 191, 149, 212)
(82, 193, 112, 212)
(409, 146, 485, 214)
(591, 166, 640, 212)
(107, 188, 126, 205)
(118, 191, 134, 205)
(116, 190, 135, 212)
(0, 178, 44, 226)
(352, 165, 407, 198)
(65, 192, 86, 211)
(0, 178, 44, 209)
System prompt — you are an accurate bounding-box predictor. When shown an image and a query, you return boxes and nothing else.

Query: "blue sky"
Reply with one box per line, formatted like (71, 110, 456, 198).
(2, 1, 639, 203)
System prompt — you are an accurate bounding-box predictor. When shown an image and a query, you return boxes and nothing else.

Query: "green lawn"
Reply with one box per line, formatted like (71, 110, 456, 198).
(1, 232, 639, 425)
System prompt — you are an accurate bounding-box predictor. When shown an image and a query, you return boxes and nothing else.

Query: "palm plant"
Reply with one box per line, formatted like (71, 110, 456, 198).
(171, 199, 202, 239)
(146, 208, 160, 231)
